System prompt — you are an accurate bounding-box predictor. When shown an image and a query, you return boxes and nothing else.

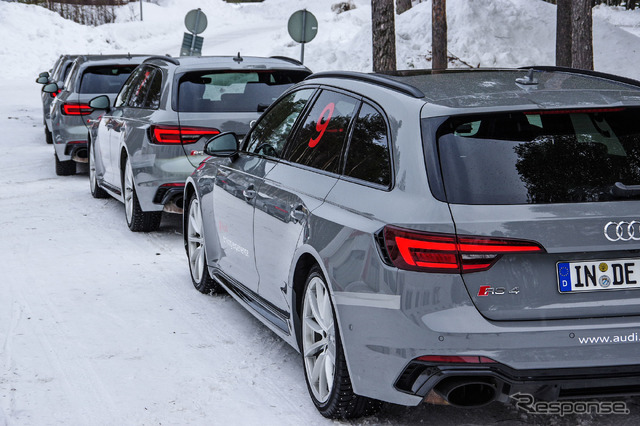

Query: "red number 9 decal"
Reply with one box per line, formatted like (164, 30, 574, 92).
(308, 102, 335, 148)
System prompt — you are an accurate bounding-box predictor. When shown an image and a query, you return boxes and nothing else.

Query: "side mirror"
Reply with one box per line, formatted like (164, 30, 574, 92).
(89, 95, 110, 111)
(204, 132, 239, 157)
(36, 76, 49, 84)
(42, 82, 59, 93)
(39, 71, 49, 78)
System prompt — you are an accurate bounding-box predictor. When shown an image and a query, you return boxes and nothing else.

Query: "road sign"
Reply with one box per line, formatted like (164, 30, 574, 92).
(185, 9, 208, 35)
(287, 10, 318, 64)
(181, 32, 203, 56)
(288, 9, 318, 43)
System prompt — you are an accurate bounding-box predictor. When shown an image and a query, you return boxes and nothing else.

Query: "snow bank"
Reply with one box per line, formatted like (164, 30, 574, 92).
(1, 0, 640, 82)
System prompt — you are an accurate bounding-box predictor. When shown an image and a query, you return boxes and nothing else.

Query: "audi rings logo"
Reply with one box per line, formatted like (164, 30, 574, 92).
(604, 221, 640, 241)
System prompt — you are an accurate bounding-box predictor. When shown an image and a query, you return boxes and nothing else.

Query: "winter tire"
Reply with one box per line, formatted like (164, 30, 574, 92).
(55, 153, 75, 176)
(186, 193, 222, 294)
(301, 266, 381, 419)
(45, 126, 53, 144)
(123, 156, 161, 232)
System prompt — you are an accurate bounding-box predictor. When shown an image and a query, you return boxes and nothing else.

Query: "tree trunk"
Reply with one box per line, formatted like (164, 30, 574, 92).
(556, 0, 572, 67)
(571, 0, 593, 70)
(432, 0, 447, 70)
(396, 0, 412, 14)
(372, 0, 397, 72)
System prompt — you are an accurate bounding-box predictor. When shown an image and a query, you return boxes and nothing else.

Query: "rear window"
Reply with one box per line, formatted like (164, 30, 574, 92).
(177, 70, 310, 113)
(79, 65, 138, 94)
(434, 107, 640, 204)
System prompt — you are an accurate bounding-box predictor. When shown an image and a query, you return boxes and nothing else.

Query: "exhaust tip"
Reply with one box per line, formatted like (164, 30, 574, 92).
(434, 378, 497, 408)
(72, 148, 88, 163)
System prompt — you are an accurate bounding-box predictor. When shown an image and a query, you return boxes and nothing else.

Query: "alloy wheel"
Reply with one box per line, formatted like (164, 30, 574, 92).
(302, 276, 336, 404)
(187, 197, 205, 283)
(124, 159, 134, 225)
(89, 145, 97, 193)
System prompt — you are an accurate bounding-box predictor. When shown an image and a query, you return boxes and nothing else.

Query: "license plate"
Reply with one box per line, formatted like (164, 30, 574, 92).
(557, 259, 640, 293)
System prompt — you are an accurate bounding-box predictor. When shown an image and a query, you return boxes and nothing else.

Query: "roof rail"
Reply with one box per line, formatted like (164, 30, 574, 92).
(143, 55, 180, 66)
(269, 56, 304, 66)
(522, 65, 640, 89)
(305, 71, 425, 98)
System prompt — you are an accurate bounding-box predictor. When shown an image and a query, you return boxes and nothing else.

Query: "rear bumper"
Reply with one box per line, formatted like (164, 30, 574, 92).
(334, 299, 640, 407)
(52, 122, 88, 161)
(396, 358, 640, 403)
(130, 153, 195, 212)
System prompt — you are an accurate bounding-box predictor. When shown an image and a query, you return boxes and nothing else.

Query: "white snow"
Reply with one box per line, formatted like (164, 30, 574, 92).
(1, 0, 640, 424)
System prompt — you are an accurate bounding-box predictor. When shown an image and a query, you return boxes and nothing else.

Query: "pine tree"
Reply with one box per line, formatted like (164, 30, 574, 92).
(432, 0, 447, 70)
(571, 0, 593, 70)
(556, 0, 572, 67)
(371, 0, 397, 72)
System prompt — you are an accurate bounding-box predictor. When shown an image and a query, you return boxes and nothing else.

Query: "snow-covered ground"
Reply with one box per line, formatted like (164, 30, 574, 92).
(3, 0, 640, 424)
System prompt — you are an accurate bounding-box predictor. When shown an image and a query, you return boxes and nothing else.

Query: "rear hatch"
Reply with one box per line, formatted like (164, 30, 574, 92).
(429, 107, 640, 321)
(175, 68, 311, 167)
(77, 64, 139, 131)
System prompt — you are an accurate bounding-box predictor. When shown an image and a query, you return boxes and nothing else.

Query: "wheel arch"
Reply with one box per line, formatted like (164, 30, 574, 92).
(290, 249, 338, 352)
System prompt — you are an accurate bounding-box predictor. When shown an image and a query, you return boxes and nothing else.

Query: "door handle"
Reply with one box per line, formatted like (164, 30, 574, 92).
(291, 204, 306, 223)
(242, 186, 256, 201)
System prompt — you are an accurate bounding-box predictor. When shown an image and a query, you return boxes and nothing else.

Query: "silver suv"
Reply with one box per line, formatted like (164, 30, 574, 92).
(184, 67, 640, 418)
(43, 54, 150, 175)
(88, 55, 311, 232)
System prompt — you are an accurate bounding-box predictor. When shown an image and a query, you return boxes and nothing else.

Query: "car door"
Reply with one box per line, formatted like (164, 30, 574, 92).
(100, 67, 144, 187)
(254, 89, 360, 312)
(212, 88, 316, 297)
(118, 66, 164, 187)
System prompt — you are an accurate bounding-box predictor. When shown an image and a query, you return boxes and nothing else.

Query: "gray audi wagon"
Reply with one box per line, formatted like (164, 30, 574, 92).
(36, 54, 79, 144)
(88, 55, 311, 232)
(184, 67, 640, 418)
(43, 54, 149, 176)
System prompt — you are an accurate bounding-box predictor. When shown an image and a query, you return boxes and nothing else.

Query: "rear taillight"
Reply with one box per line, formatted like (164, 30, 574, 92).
(150, 125, 220, 145)
(416, 355, 496, 364)
(62, 103, 93, 115)
(50, 89, 61, 98)
(382, 225, 544, 273)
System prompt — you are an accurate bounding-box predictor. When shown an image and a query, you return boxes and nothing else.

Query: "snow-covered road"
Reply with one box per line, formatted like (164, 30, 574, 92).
(2, 78, 639, 426)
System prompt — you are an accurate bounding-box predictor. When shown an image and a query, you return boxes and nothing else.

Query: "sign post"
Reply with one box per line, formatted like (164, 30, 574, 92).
(287, 10, 318, 64)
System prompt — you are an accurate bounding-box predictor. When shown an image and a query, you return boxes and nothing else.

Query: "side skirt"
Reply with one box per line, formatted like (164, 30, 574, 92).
(211, 268, 291, 336)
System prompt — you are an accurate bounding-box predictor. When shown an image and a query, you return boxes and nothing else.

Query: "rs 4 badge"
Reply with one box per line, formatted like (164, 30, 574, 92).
(478, 286, 520, 296)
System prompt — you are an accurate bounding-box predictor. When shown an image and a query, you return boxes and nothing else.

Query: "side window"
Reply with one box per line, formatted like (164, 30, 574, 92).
(115, 67, 143, 108)
(143, 69, 162, 109)
(245, 88, 315, 157)
(63, 61, 78, 91)
(128, 67, 156, 108)
(343, 103, 392, 187)
(283, 90, 358, 174)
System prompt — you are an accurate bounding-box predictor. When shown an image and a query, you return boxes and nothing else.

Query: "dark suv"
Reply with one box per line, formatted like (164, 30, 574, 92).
(184, 67, 640, 418)
(88, 55, 311, 232)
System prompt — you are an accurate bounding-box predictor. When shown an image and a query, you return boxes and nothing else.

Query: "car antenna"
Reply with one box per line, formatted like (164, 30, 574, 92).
(233, 52, 243, 63)
(516, 68, 538, 85)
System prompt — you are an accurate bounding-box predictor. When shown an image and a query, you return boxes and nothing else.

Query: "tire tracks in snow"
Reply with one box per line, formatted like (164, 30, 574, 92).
(11, 283, 119, 425)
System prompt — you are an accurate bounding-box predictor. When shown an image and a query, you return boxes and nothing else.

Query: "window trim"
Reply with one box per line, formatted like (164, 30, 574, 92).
(242, 86, 320, 158)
